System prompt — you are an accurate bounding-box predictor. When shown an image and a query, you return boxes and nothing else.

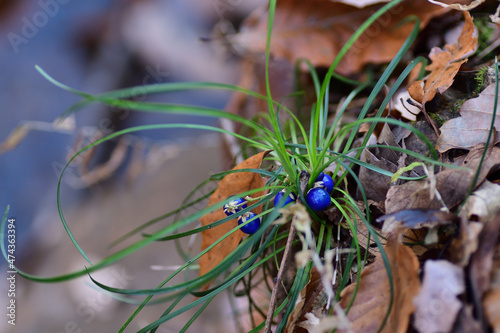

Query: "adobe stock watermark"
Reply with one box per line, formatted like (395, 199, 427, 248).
(7, 0, 72, 54)
(51, 64, 170, 189)
(53, 266, 134, 333)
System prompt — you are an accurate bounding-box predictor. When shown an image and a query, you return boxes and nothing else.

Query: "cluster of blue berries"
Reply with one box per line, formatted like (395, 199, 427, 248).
(223, 197, 261, 234)
(223, 172, 334, 234)
(306, 172, 334, 211)
(274, 172, 334, 212)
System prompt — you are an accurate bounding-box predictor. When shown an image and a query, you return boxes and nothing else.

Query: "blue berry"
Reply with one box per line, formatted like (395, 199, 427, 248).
(223, 196, 247, 216)
(306, 188, 331, 211)
(317, 172, 325, 180)
(238, 212, 261, 234)
(315, 174, 334, 194)
(274, 189, 297, 209)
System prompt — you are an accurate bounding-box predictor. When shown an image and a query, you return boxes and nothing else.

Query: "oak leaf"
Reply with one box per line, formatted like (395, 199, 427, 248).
(436, 83, 500, 152)
(199, 151, 269, 286)
(408, 11, 478, 104)
(339, 233, 420, 333)
(230, 0, 448, 75)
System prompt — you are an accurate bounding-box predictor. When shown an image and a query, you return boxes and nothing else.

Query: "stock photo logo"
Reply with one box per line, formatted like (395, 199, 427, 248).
(7, 0, 71, 53)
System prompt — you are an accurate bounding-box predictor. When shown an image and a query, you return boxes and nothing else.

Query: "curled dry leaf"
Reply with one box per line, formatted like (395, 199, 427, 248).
(230, 0, 449, 75)
(448, 217, 483, 267)
(460, 180, 500, 222)
(427, 0, 500, 23)
(413, 260, 465, 333)
(437, 84, 500, 153)
(339, 233, 420, 333)
(408, 11, 478, 104)
(393, 90, 422, 121)
(199, 151, 269, 288)
(427, 0, 486, 11)
(385, 145, 500, 214)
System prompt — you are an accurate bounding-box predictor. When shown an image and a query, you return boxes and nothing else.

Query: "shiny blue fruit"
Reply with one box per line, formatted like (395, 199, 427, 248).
(315, 174, 334, 194)
(274, 189, 297, 209)
(238, 212, 261, 234)
(223, 196, 247, 216)
(306, 188, 331, 211)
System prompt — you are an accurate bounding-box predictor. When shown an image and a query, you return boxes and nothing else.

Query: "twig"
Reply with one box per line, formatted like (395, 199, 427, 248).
(263, 221, 297, 333)
(421, 104, 440, 138)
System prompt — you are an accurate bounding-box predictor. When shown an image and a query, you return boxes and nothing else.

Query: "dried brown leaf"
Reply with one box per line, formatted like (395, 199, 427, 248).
(408, 11, 478, 104)
(465, 215, 500, 331)
(339, 233, 420, 333)
(469, 214, 500, 299)
(437, 83, 500, 152)
(427, 0, 485, 11)
(460, 180, 500, 221)
(230, 0, 448, 75)
(352, 200, 386, 256)
(199, 151, 269, 288)
(483, 239, 500, 332)
(222, 59, 296, 163)
(448, 218, 483, 267)
(286, 267, 328, 333)
(385, 145, 500, 213)
(413, 260, 465, 333)
(359, 147, 398, 202)
(359, 123, 414, 202)
(484, 287, 500, 333)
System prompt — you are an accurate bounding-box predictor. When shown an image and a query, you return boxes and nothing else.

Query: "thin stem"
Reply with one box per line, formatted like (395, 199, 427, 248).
(263, 222, 296, 333)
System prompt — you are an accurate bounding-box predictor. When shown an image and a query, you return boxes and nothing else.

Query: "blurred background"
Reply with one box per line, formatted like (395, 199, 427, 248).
(0, 0, 262, 331)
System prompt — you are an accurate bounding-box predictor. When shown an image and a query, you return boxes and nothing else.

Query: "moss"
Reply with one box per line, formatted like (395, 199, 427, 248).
(429, 112, 447, 127)
(451, 97, 468, 113)
(474, 66, 489, 94)
(475, 17, 495, 54)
